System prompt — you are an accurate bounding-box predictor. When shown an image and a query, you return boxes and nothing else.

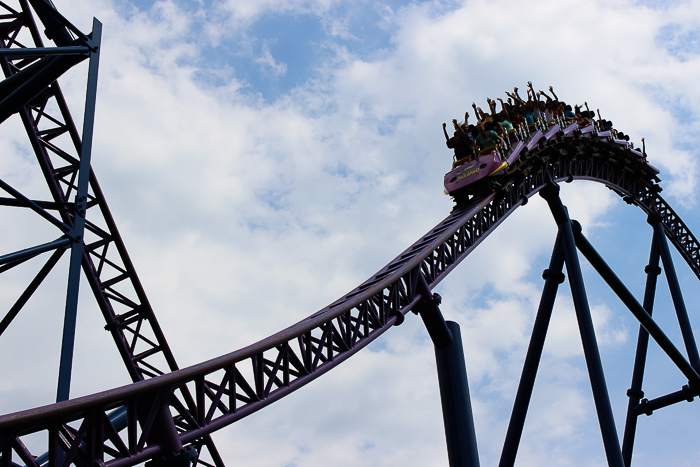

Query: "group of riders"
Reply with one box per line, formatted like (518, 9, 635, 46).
(442, 83, 620, 166)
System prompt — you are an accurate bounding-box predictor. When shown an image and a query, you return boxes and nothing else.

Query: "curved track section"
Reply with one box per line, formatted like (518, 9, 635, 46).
(1, 112, 698, 466)
(2, 3, 699, 467)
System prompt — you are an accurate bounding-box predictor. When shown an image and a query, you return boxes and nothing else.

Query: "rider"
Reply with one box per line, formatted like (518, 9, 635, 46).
(443, 122, 474, 163)
(443, 112, 475, 164)
(474, 122, 503, 154)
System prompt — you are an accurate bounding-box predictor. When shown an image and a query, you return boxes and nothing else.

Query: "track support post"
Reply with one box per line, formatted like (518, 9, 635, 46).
(540, 181, 625, 467)
(498, 231, 565, 467)
(650, 216, 700, 370)
(56, 17, 102, 403)
(416, 276, 480, 467)
(621, 214, 661, 467)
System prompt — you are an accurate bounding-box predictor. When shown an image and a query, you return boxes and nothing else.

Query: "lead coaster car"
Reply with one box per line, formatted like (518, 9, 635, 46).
(444, 150, 508, 199)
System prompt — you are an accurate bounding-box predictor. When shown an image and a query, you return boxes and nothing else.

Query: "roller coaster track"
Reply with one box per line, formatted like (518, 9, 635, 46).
(1, 2, 699, 467)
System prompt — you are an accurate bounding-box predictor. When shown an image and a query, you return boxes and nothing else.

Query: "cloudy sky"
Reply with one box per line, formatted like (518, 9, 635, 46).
(2, 0, 700, 466)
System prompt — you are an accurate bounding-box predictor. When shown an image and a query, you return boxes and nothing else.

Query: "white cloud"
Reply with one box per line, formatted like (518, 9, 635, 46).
(255, 45, 288, 76)
(2, 0, 700, 466)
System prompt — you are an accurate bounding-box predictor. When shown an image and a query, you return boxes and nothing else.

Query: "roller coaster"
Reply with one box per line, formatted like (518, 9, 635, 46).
(1, 2, 699, 467)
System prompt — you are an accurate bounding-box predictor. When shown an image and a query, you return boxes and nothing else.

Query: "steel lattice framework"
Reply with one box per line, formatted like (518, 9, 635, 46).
(1, 2, 699, 467)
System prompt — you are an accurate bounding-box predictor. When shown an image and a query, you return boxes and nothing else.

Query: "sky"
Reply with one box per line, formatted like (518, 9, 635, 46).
(1, 0, 700, 466)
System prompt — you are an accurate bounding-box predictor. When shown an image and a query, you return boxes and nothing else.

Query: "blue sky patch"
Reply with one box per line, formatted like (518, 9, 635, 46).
(241, 12, 328, 98)
(199, 1, 419, 101)
(643, 82, 697, 125)
(119, 0, 450, 101)
(657, 23, 700, 62)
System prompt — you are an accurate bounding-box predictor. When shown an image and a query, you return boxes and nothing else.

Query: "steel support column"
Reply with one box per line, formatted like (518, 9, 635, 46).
(435, 322, 480, 467)
(498, 232, 565, 467)
(621, 216, 661, 467)
(56, 17, 102, 403)
(650, 218, 700, 370)
(415, 286, 479, 467)
(572, 222, 700, 388)
(541, 181, 625, 467)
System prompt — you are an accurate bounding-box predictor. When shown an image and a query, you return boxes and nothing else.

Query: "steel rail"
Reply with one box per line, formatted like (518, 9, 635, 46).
(1, 120, 695, 466)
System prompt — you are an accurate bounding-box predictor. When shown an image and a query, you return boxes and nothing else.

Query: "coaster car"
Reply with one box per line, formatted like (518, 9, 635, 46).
(443, 148, 508, 197)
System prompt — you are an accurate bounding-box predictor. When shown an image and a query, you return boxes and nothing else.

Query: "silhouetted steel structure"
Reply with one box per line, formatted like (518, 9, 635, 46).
(0, 2, 698, 467)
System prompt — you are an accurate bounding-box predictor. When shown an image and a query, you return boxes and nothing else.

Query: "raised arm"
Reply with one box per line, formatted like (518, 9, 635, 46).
(442, 122, 450, 141)
(527, 81, 536, 104)
(497, 97, 507, 112)
(487, 98, 497, 116)
(480, 107, 490, 120)
(548, 85, 558, 102)
(539, 90, 553, 103)
(513, 86, 523, 103)
(507, 89, 526, 105)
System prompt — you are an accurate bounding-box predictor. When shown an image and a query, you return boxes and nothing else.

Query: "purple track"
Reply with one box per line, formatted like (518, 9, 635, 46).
(1, 2, 699, 466)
